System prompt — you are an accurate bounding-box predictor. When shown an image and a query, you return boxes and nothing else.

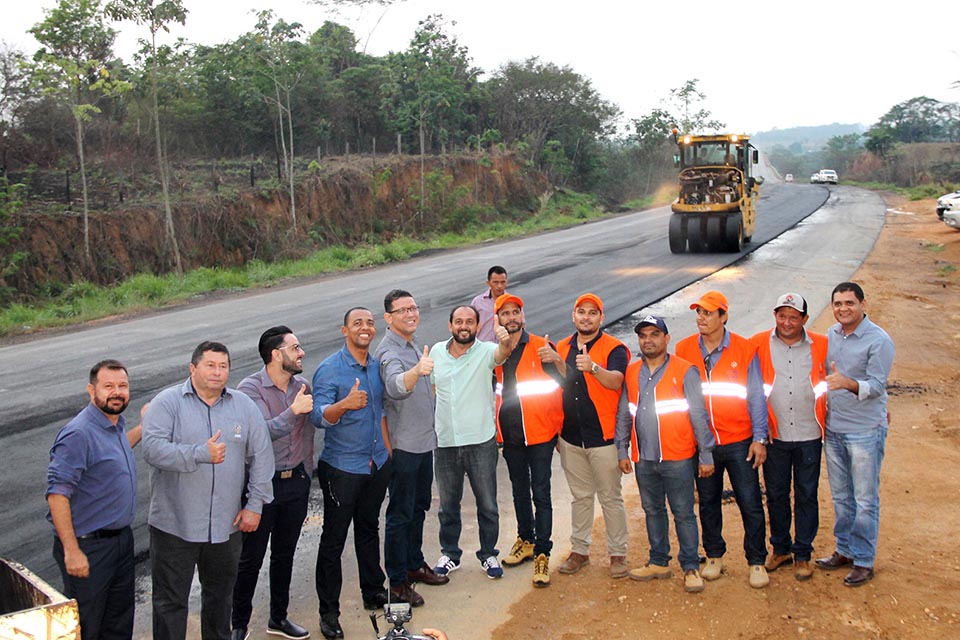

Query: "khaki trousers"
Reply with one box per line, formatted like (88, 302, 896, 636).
(558, 438, 627, 556)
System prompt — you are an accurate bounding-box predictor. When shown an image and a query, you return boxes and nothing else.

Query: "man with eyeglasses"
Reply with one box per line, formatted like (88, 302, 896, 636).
(231, 326, 314, 640)
(311, 308, 391, 640)
(374, 290, 449, 609)
(675, 291, 770, 589)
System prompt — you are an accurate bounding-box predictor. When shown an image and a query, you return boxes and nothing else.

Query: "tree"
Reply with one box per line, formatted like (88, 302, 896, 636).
(876, 97, 960, 143)
(664, 79, 724, 134)
(0, 177, 26, 304)
(105, 0, 186, 273)
(630, 108, 674, 193)
(29, 0, 128, 266)
(251, 10, 306, 228)
(0, 43, 29, 171)
(823, 133, 863, 174)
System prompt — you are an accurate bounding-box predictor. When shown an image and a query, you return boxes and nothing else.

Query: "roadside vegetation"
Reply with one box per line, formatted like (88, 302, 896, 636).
(0, 189, 648, 337)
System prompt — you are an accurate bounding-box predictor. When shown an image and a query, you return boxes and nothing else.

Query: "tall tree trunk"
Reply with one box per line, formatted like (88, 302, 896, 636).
(284, 87, 296, 228)
(151, 31, 183, 274)
(74, 113, 90, 266)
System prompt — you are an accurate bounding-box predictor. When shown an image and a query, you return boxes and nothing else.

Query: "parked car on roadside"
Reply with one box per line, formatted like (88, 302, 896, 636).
(810, 173, 821, 184)
(936, 190, 960, 221)
(943, 209, 960, 230)
(785, 173, 794, 182)
(818, 169, 838, 184)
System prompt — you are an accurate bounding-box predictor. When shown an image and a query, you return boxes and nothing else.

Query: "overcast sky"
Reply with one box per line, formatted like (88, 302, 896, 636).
(4, 0, 958, 134)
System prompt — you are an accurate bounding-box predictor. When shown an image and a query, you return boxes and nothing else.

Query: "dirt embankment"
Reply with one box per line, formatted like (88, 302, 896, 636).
(492, 194, 960, 640)
(5, 153, 548, 297)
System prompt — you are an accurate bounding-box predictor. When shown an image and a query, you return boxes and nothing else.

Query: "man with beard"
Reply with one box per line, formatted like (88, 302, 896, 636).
(552, 293, 631, 579)
(430, 305, 512, 579)
(375, 290, 448, 609)
(46, 359, 141, 640)
(493, 294, 564, 587)
(311, 308, 391, 640)
(231, 326, 314, 640)
(143, 342, 275, 640)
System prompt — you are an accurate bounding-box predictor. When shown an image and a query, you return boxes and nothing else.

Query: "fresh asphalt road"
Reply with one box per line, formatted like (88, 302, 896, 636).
(1, 176, 838, 583)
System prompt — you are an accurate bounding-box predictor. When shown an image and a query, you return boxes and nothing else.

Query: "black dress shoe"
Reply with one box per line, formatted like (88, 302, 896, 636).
(267, 617, 310, 639)
(319, 618, 344, 639)
(390, 581, 425, 607)
(815, 551, 854, 570)
(362, 589, 390, 610)
(843, 565, 875, 587)
(408, 562, 450, 586)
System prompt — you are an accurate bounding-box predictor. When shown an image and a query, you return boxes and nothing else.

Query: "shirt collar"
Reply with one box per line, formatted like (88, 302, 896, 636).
(831, 314, 873, 338)
(339, 343, 372, 367)
(83, 402, 126, 432)
(771, 327, 811, 346)
(384, 327, 416, 348)
(180, 377, 232, 399)
(254, 366, 277, 389)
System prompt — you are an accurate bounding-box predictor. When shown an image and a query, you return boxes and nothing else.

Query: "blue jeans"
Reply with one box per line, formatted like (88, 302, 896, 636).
(636, 457, 700, 571)
(695, 438, 767, 565)
(384, 449, 434, 586)
(502, 437, 556, 557)
(762, 438, 822, 561)
(824, 426, 887, 567)
(434, 437, 500, 562)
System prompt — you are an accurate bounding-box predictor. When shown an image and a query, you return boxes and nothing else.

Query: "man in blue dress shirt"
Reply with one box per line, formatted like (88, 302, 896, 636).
(816, 282, 895, 587)
(311, 307, 391, 639)
(46, 359, 140, 640)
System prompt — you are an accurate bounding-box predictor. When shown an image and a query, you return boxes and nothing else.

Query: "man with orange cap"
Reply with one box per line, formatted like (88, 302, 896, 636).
(545, 293, 631, 579)
(675, 290, 771, 589)
(493, 293, 564, 587)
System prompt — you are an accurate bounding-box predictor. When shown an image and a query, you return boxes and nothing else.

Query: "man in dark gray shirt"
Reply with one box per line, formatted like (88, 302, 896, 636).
(374, 290, 448, 608)
(231, 326, 314, 640)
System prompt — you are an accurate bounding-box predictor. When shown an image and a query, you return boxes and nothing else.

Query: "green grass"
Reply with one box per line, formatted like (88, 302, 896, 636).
(0, 190, 620, 337)
(844, 180, 960, 201)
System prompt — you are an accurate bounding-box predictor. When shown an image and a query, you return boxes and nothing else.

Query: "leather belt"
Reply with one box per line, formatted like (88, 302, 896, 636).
(78, 527, 127, 540)
(275, 462, 305, 480)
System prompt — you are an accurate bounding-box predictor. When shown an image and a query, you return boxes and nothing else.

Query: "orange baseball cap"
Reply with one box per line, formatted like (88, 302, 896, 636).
(494, 293, 524, 313)
(574, 293, 604, 312)
(689, 290, 729, 312)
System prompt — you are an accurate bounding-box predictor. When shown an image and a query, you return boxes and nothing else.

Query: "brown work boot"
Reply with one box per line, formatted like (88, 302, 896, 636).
(532, 553, 550, 587)
(502, 537, 535, 566)
(628, 563, 672, 581)
(794, 560, 813, 581)
(609, 555, 628, 579)
(558, 552, 590, 575)
(765, 553, 793, 572)
(683, 569, 705, 593)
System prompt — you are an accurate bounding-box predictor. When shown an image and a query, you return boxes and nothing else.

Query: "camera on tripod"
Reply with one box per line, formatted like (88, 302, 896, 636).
(369, 602, 431, 640)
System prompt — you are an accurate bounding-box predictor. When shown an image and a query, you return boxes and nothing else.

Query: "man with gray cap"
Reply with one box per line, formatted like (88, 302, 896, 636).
(615, 315, 715, 593)
(750, 294, 828, 582)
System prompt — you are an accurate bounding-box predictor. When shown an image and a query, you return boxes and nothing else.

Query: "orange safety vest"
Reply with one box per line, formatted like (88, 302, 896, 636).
(675, 331, 756, 445)
(750, 329, 828, 439)
(623, 355, 700, 462)
(557, 332, 629, 440)
(494, 334, 564, 446)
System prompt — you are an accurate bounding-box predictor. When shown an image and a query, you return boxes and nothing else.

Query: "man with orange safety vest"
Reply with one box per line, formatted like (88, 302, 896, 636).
(675, 290, 771, 589)
(492, 294, 564, 587)
(750, 293, 828, 582)
(615, 315, 716, 593)
(546, 293, 631, 579)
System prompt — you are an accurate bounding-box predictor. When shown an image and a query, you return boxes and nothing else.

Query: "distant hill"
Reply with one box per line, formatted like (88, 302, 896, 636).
(751, 123, 867, 153)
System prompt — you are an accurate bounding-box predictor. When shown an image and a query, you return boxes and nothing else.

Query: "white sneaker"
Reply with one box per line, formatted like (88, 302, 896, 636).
(433, 555, 460, 577)
(701, 557, 724, 581)
(481, 555, 503, 579)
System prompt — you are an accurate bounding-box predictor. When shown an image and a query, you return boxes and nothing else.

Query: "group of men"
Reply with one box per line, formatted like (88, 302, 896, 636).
(45, 261, 894, 640)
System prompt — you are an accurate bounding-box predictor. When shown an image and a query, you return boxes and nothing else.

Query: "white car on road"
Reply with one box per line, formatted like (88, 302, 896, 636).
(818, 169, 838, 184)
(937, 190, 960, 221)
(943, 210, 960, 230)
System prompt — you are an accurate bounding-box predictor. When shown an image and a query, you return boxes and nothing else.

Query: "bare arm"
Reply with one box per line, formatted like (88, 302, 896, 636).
(47, 494, 88, 578)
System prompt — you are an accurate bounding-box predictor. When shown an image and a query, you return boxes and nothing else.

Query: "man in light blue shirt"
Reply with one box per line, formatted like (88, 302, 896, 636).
(430, 304, 512, 579)
(816, 282, 895, 587)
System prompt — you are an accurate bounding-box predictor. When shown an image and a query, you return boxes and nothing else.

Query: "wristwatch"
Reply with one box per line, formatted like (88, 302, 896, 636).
(755, 437, 769, 446)
(590, 363, 600, 375)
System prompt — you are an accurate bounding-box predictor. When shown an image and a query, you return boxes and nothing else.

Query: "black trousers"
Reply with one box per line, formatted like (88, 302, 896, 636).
(53, 527, 135, 640)
(232, 466, 311, 628)
(150, 526, 242, 640)
(315, 459, 391, 621)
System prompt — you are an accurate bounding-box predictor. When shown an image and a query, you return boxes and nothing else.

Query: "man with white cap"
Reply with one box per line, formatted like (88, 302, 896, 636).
(493, 293, 564, 587)
(675, 290, 770, 588)
(548, 293, 631, 578)
(750, 294, 828, 582)
(615, 315, 716, 593)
